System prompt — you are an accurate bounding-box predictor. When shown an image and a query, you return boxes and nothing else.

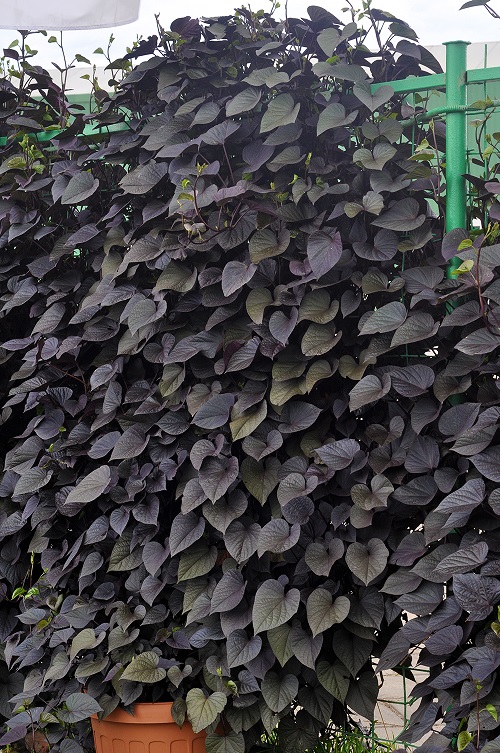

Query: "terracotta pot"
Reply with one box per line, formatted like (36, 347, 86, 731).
(91, 702, 206, 753)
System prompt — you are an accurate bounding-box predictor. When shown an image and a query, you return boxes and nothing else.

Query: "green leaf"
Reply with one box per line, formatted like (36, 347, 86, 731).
(306, 590, 350, 636)
(226, 88, 261, 117)
(313, 62, 368, 82)
(121, 651, 166, 683)
(70, 628, 102, 660)
(267, 624, 294, 667)
(241, 457, 280, 505)
(44, 652, 71, 684)
(65, 466, 111, 513)
(58, 693, 102, 723)
(108, 534, 143, 572)
(485, 704, 498, 722)
(269, 377, 306, 407)
(61, 172, 99, 205)
(305, 360, 334, 393)
(345, 539, 389, 585)
(246, 287, 273, 323)
(353, 144, 396, 171)
(317, 103, 357, 136)
(353, 83, 394, 112)
(177, 542, 218, 582)
(253, 579, 300, 633)
(186, 689, 227, 733)
(298, 290, 339, 324)
(230, 400, 267, 440)
(359, 302, 407, 335)
(345, 191, 384, 218)
(160, 364, 185, 397)
(452, 259, 474, 275)
(206, 732, 245, 753)
(260, 94, 300, 133)
(74, 656, 109, 679)
(261, 673, 299, 713)
(155, 261, 197, 292)
(169, 699, 186, 728)
(249, 228, 289, 263)
(305, 539, 344, 576)
(457, 731, 472, 752)
(301, 323, 340, 356)
(316, 661, 350, 702)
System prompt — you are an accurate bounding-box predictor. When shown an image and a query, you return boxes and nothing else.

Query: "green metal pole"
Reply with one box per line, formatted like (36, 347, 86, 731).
(444, 40, 470, 277)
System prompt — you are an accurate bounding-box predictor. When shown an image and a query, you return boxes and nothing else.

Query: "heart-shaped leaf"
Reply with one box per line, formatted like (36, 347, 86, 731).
(372, 197, 426, 231)
(345, 539, 389, 585)
(317, 103, 358, 135)
(307, 230, 343, 278)
(353, 83, 394, 112)
(261, 673, 299, 712)
(221, 261, 257, 297)
(261, 94, 300, 133)
(186, 689, 227, 733)
(305, 539, 344, 576)
(206, 732, 245, 753)
(58, 694, 102, 723)
(226, 87, 262, 117)
(353, 144, 396, 170)
(226, 630, 262, 668)
(121, 651, 167, 683)
(307, 590, 350, 636)
(253, 579, 300, 633)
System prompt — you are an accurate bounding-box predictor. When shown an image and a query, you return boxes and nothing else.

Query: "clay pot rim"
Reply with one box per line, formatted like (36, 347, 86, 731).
(91, 701, 175, 725)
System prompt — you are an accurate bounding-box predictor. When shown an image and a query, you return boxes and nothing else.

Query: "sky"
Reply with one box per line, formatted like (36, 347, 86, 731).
(0, 0, 498, 70)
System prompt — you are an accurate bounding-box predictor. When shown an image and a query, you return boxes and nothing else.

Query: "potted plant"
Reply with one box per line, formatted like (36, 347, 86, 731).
(1, 4, 500, 753)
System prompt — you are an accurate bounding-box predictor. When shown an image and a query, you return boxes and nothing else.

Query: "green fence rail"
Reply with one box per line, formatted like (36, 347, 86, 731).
(373, 40, 500, 277)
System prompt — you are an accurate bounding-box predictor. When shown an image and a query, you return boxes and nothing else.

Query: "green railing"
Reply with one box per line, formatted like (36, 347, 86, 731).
(369, 666, 430, 750)
(374, 40, 500, 277)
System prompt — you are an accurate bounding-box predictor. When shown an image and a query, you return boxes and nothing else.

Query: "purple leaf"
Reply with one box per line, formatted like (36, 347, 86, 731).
(307, 230, 343, 278)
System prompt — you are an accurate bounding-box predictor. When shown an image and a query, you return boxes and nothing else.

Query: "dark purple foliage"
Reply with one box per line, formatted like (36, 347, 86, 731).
(0, 6, 499, 753)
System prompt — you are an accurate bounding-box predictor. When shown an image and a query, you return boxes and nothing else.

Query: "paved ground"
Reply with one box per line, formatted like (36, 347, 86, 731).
(372, 670, 415, 743)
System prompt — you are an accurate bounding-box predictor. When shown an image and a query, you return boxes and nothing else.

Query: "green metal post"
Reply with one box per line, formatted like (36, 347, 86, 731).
(444, 40, 470, 277)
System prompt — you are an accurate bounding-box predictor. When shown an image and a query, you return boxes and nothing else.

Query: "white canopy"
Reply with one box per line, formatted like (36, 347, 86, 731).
(1, 0, 141, 30)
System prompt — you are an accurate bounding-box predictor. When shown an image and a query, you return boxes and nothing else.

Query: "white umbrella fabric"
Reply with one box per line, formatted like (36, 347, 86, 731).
(1, 0, 141, 30)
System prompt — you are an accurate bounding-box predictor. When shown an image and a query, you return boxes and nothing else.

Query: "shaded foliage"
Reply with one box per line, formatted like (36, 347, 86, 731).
(0, 5, 499, 753)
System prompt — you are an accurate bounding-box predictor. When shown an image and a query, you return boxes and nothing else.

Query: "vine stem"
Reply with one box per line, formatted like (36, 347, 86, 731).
(53, 365, 87, 394)
(485, 3, 500, 19)
(476, 685, 481, 750)
(222, 143, 235, 184)
(475, 241, 487, 322)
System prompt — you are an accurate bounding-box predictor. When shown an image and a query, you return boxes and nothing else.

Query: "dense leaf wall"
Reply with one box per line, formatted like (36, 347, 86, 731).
(0, 7, 499, 753)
